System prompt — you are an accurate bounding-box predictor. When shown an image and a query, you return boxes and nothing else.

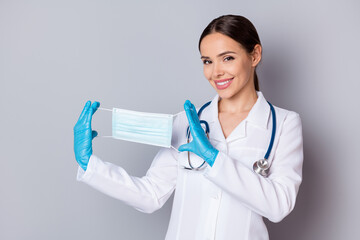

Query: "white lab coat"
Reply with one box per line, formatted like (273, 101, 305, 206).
(77, 91, 303, 240)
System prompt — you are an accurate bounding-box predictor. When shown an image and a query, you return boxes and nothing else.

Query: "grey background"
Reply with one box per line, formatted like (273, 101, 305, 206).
(1, 0, 359, 239)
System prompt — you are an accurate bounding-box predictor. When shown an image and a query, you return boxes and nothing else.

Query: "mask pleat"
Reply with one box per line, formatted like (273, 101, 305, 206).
(112, 108, 173, 148)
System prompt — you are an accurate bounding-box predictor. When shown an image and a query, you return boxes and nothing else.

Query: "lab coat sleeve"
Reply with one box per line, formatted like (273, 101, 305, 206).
(204, 112, 303, 223)
(76, 115, 182, 214)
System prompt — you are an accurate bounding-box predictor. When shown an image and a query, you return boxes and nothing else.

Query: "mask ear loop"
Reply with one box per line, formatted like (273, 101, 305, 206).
(95, 107, 113, 138)
(170, 145, 180, 153)
(169, 111, 186, 153)
(98, 107, 112, 112)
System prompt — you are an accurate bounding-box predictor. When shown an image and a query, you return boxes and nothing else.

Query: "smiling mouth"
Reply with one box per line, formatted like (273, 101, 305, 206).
(216, 79, 232, 85)
(214, 78, 234, 89)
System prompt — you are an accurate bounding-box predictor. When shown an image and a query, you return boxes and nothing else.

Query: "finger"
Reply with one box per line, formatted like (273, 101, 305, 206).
(189, 103, 201, 126)
(85, 102, 97, 122)
(184, 101, 196, 130)
(183, 101, 192, 120)
(184, 101, 201, 135)
(92, 130, 98, 139)
(185, 100, 200, 126)
(78, 101, 91, 122)
(184, 100, 198, 124)
(91, 101, 100, 115)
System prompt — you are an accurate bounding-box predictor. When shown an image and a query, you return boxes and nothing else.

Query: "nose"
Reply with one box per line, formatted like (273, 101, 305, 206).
(211, 62, 224, 79)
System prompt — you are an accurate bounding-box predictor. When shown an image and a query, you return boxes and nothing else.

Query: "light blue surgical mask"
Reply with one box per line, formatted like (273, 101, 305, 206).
(99, 107, 177, 149)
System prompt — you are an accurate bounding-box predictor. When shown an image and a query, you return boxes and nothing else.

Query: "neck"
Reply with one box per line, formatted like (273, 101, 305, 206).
(218, 89, 258, 114)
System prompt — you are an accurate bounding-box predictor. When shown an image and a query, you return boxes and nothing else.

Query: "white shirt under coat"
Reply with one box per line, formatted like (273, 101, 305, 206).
(77, 91, 304, 240)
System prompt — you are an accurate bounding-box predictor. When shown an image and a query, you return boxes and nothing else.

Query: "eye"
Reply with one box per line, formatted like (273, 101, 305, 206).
(224, 56, 234, 62)
(202, 59, 212, 65)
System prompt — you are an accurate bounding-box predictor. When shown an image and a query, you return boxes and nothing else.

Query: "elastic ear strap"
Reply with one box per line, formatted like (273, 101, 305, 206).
(98, 107, 112, 112)
(171, 145, 180, 153)
(96, 137, 179, 152)
(95, 107, 112, 138)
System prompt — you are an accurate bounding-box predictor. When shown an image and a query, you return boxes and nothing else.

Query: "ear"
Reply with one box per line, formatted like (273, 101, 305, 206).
(251, 44, 262, 67)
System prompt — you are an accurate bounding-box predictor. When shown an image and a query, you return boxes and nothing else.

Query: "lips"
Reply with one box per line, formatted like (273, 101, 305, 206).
(214, 78, 234, 90)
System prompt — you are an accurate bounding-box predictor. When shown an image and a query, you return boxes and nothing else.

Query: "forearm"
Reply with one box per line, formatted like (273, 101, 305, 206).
(77, 153, 177, 213)
(204, 114, 303, 222)
(204, 151, 302, 222)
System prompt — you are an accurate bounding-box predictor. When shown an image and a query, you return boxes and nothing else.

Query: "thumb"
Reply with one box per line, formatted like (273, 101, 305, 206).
(92, 130, 98, 139)
(178, 142, 194, 153)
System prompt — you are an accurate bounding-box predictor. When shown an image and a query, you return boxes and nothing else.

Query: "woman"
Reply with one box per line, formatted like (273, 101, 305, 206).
(74, 14, 303, 239)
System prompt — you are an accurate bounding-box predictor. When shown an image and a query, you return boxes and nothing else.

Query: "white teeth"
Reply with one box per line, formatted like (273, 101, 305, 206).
(217, 80, 231, 86)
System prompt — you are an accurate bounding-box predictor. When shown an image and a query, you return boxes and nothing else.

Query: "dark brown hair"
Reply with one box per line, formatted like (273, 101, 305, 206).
(198, 15, 261, 91)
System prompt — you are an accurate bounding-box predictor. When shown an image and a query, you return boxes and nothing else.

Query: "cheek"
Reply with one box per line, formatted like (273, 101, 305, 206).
(203, 66, 212, 80)
(232, 62, 251, 77)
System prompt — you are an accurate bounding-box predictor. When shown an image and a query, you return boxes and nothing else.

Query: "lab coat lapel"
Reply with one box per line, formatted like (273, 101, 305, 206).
(246, 91, 271, 130)
(198, 91, 271, 143)
(199, 94, 225, 143)
(226, 91, 271, 142)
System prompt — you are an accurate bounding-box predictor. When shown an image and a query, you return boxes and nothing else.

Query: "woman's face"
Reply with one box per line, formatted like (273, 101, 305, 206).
(199, 32, 261, 100)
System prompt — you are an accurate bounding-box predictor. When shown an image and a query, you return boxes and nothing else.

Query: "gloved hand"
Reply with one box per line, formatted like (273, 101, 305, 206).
(178, 100, 219, 167)
(73, 101, 100, 171)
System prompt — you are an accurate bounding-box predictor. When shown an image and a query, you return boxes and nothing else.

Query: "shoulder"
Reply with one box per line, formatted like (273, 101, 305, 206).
(272, 105, 303, 138)
(257, 91, 301, 125)
(273, 105, 301, 122)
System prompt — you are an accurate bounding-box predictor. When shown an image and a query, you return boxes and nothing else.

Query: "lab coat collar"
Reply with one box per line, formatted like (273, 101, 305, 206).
(246, 91, 271, 130)
(199, 91, 271, 143)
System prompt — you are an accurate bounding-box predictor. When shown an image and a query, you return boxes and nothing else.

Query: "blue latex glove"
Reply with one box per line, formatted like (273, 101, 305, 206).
(178, 100, 219, 167)
(73, 101, 100, 171)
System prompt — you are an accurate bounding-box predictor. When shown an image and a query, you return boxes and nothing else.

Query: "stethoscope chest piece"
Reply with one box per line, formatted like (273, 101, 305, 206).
(253, 159, 270, 177)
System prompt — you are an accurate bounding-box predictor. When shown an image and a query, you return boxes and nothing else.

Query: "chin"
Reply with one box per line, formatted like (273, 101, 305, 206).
(216, 90, 236, 100)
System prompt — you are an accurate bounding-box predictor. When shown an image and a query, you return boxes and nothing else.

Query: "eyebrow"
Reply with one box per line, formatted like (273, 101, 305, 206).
(200, 51, 237, 59)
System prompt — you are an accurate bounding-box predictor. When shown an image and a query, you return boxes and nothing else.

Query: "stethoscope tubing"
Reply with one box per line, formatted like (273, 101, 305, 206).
(264, 101, 276, 160)
(185, 99, 276, 176)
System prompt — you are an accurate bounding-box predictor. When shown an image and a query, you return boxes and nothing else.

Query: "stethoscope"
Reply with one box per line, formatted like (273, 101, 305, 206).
(185, 100, 276, 178)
